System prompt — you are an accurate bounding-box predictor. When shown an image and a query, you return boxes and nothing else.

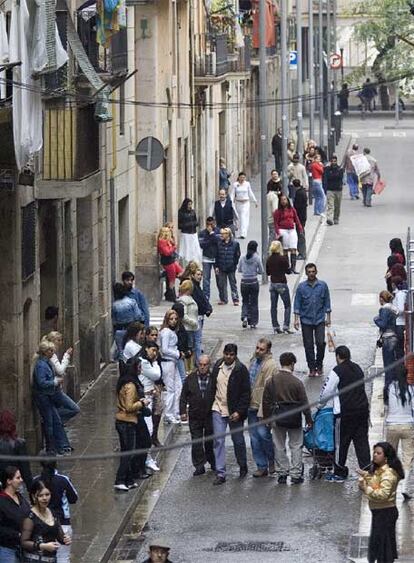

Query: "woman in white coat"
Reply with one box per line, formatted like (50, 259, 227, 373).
(229, 172, 258, 239)
(159, 310, 182, 424)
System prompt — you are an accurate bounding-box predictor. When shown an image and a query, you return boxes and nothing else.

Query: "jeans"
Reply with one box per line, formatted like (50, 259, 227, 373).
(270, 283, 291, 330)
(347, 172, 359, 198)
(326, 190, 342, 223)
(240, 280, 259, 326)
(189, 414, 215, 470)
(52, 389, 80, 424)
(202, 261, 215, 300)
(177, 358, 186, 383)
(248, 409, 275, 470)
(115, 420, 136, 486)
(131, 416, 151, 477)
(301, 321, 326, 370)
(194, 318, 204, 364)
(217, 270, 239, 303)
(212, 411, 247, 478)
(312, 180, 326, 215)
(382, 336, 398, 386)
(268, 222, 276, 242)
(362, 183, 373, 206)
(33, 393, 67, 452)
(386, 423, 414, 491)
(0, 547, 19, 563)
(114, 329, 127, 360)
(273, 425, 303, 478)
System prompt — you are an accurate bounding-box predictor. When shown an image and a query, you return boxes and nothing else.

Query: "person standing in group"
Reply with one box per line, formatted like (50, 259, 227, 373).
(122, 322, 145, 363)
(287, 153, 308, 200)
(213, 189, 239, 235)
(292, 179, 307, 260)
(262, 352, 312, 484)
(177, 280, 199, 373)
(171, 301, 191, 384)
(318, 346, 371, 482)
(287, 140, 296, 163)
(190, 268, 213, 364)
(159, 310, 182, 424)
(0, 410, 32, 491)
(248, 339, 277, 477)
(273, 194, 303, 275)
(180, 355, 215, 476)
(294, 263, 332, 377)
(111, 283, 142, 358)
(391, 276, 407, 359)
(324, 155, 345, 226)
(360, 147, 381, 208)
(344, 144, 360, 200)
(157, 226, 183, 303)
(229, 172, 257, 239)
(338, 83, 350, 114)
(310, 154, 326, 217)
(122, 271, 150, 328)
(358, 442, 404, 563)
(238, 240, 263, 329)
(177, 198, 202, 265)
(145, 326, 165, 447)
(198, 217, 220, 300)
(388, 238, 406, 266)
(218, 158, 231, 191)
(267, 171, 282, 241)
(215, 227, 241, 306)
(266, 241, 292, 334)
(0, 466, 30, 562)
(374, 290, 398, 386)
(208, 344, 250, 485)
(271, 128, 283, 173)
(42, 332, 72, 380)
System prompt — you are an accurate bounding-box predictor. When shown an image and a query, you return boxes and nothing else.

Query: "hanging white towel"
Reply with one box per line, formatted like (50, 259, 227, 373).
(0, 12, 9, 98)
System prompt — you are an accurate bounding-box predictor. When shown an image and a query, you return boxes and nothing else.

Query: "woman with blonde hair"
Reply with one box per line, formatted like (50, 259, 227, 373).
(177, 280, 199, 372)
(157, 225, 183, 302)
(181, 260, 200, 282)
(41, 332, 72, 378)
(266, 240, 292, 334)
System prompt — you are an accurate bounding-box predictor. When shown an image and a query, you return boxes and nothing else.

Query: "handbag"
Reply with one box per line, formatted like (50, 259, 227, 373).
(374, 179, 386, 195)
(270, 379, 302, 429)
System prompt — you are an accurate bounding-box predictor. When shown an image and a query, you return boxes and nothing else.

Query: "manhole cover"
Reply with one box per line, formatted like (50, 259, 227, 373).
(207, 541, 290, 553)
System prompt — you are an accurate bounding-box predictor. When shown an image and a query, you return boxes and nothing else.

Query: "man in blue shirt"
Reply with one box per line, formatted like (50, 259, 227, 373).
(122, 271, 150, 327)
(293, 263, 331, 377)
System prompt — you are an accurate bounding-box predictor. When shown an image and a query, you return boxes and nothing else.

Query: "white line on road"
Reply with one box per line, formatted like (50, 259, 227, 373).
(393, 131, 407, 137)
(367, 132, 383, 137)
(351, 293, 378, 306)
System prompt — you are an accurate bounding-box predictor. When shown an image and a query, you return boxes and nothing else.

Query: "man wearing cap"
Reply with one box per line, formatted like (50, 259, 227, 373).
(141, 538, 173, 563)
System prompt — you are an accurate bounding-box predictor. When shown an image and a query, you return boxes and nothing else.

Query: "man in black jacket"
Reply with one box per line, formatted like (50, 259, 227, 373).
(180, 355, 215, 476)
(292, 179, 307, 260)
(198, 217, 220, 300)
(319, 345, 370, 481)
(208, 343, 250, 485)
(213, 189, 239, 234)
(271, 128, 283, 173)
(323, 155, 344, 226)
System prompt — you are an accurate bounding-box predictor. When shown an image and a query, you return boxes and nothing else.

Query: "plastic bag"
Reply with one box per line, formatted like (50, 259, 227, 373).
(327, 329, 336, 352)
(374, 179, 386, 195)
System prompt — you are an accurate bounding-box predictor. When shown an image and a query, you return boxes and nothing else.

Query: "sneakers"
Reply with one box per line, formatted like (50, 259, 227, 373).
(242, 318, 248, 328)
(213, 476, 226, 486)
(193, 467, 206, 476)
(250, 324, 257, 329)
(114, 484, 129, 491)
(146, 459, 160, 472)
(268, 462, 276, 475)
(277, 475, 287, 484)
(308, 370, 317, 377)
(315, 366, 324, 377)
(325, 473, 345, 483)
(273, 328, 283, 334)
(128, 482, 139, 489)
(217, 301, 227, 305)
(253, 469, 268, 478)
(327, 220, 334, 226)
(283, 329, 294, 334)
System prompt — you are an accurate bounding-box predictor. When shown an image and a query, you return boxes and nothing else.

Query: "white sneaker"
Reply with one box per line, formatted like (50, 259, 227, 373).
(114, 484, 129, 491)
(171, 418, 181, 425)
(146, 459, 160, 472)
(180, 418, 189, 425)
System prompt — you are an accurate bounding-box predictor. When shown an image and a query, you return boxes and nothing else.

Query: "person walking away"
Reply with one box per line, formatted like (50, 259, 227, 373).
(248, 339, 277, 477)
(324, 155, 344, 226)
(293, 179, 307, 260)
(391, 276, 407, 359)
(218, 158, 231, 191)
(384, 367, 414, 501)
(238, 241, 263, 329)
(344, 144, 360, 200)
(310, 154, 326, 216)
(213, 189, 239, 236)
(190, 268, 213, 364)
(159, 310, 182, 424)
(338, 83, 349, 114)
(35, 460, 78, 563)
(208, 344, 250, 485)
(215, 228, 241, 305)
(177, 280, 199, 373)
(0, 466, 30, 563)
(122, 271, 150, 328)
(273, 194, 303, 275)
(358, 442, 404, 563)
(177, 198, 202, 265)
(319, 346, 371, 482)
(171, 302, 191, 384)
(360, 147, 380, 208)
(180, 355, 215, 476)
(262, 352, 312, 484)
(294, 263, 332, 376)
(267, 171, 282, 241)
(229, 172, 257, 239)
(361, 78, 377, 112)
(374, 290, 398, 386)
(157, 226, 183, 302)
(111, 283, 141, 359)
(266, 241, 292, 334)
(198, 217, 220, 300)
(0, 410, 32, 491)
(271, 128, 283, 173)
(287, 153, 308, 200)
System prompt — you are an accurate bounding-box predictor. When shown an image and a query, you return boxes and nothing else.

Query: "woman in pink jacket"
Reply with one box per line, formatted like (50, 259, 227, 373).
(273, 195, 303, 274)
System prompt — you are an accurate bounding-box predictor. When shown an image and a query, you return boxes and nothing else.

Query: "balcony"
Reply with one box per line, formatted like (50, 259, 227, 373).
(194, 33, 251, 83)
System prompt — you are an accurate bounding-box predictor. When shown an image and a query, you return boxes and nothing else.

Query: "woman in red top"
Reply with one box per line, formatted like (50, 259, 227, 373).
(310, 154, 326, 216)
(157, 226, 183, 302)
(273, 195, 303, 274)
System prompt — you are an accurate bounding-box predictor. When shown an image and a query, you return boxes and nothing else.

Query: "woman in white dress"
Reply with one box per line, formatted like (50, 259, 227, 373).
(229, 172, 257, 239)
(178, 198, 202, 266)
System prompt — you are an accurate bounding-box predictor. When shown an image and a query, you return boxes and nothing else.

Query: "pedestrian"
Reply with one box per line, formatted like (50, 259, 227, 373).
(287, 153, 308, 200)
(358, 442, 404, 563)
(215, 227, 241, 306)
(21, 480, 71, 562)
(229, 172, 257, 239)
(208, 343, 250, 485)
(360, 77, 377, 112)
(384, 366, 414, 501)
(178, 198, 202, 265)
(218, 157, 231, 191)
(310, 154, 326, 216)
(0, 410, 32, 491)
(388, 238, 406, 266)
(386, 255, 407, 292)
(157, 226, 183, 303)
(271, 128, 283, 173)
(273, 194, 303, 275)
(180, 260, 200, 282)
(179, 355, 215, 476)
(294, 263, 332, 377)
(248, 339, 277, 477)
(41, 332, 72, 379)
(190, 267, 213, 364)
(344, 144, 360, 200)
(122, 271, 150, 328)
(262, 352, 312, 484)
(159, 310, 182, 424)
(266, 240, 292, 334)
(360, 147, 380, 208)
(177, 280, 199, 372)
(35, 460, 78, 563)
(324, 154, 344, 226)
(171, 302, 191, 384)
(122, 322, 145, 362)
(287, 140, 296, 163)
(0, 466, 31, 563)
(267, 171, 282, 241)
(112, 282, 141, 358)
(213, 189, 239, 235)
(319, 346, 371, 482)
(391, 276, 407, 359)
(238, 240, 263, 329)
(374, 290, 398, 386)
(293, 179, 307, 260)
(114, 355, 152, 490)
(338, 83, 350, 114)
(198, 217, 220, 300)
(144, 327, 165, 447)
(141, 538, 173, 563)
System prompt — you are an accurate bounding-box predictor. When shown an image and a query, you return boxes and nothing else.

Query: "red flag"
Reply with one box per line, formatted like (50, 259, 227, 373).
(252, 0, 276, 49)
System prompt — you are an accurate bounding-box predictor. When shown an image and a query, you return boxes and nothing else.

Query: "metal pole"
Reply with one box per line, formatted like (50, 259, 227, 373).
(332, 0, 337, 94)
(308, 0, 315, 140)
(340, 47, 344, 84)
(259, 0, 268, 279)
(318, 0, 324, 148)
(326, 0, 332, 146)
(395, 82, 400, 126)
(296, 0, 303, 158)
(281, 0, 289, 195)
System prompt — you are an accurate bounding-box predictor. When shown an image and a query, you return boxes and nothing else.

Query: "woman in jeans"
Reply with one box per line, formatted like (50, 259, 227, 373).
(374, 290, 399, 386)
(0, 466, 30, 562)
(266, 241, 292, 334)
(310, 154, 326, 216)
(238, 240, 263, 329)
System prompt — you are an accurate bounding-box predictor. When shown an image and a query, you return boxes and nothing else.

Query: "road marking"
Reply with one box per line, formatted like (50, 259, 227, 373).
(351, 293, 378, 306)
(367, 131, 382, 137)
(393, 131, 406, 137)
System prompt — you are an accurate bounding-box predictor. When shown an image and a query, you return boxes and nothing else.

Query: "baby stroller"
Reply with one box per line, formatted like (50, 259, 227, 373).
(303, 407, 334, 480)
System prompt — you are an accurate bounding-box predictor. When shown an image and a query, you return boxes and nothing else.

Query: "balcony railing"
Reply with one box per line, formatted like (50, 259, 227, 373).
(195, 33, 253, 78)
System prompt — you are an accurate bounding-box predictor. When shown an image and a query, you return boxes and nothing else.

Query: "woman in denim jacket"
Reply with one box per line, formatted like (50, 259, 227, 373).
(374, 291, 399, 386)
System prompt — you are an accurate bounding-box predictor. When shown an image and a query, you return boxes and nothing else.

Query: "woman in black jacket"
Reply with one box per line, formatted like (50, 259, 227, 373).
(178, 198, 202, 266)
(0, 410, 32, 492)
(191, 267, 213, 364)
